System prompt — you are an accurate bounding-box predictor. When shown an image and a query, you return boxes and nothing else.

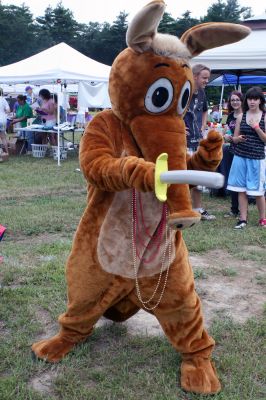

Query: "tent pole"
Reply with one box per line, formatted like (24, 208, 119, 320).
(57, 82, 61, 166)
(63, 82, 68, 122)
(219, 83, 224, 121)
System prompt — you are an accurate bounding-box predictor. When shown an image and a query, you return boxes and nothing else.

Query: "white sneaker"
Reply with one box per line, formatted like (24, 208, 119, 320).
(234, 220, 247, 229)
(200, 209, 216, 221)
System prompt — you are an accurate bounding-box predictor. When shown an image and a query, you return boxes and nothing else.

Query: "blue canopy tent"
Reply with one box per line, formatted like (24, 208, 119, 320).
(209, 74, 266, 86)
(222, 74, 266, 85)
(208, 74, 266, 115)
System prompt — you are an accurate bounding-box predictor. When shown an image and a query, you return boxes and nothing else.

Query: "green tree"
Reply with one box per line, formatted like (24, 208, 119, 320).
(0, 4, 37, 65)
(176, 11, 200, 37)
(75, 12, 128, 65)
(77, 21, 112, 65)
(35, 2, 81, 48)
(105, 12, 128, 62)
(158, 12, 178, 35)
(0, 0, 256, 69)
(201, 0, 252, 23)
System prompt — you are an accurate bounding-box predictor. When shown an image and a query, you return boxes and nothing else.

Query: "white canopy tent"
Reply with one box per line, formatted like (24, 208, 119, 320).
(0, 42, 111, 84)
(0, 42, 111, 165)
(1, 83, 78, 95)
(191, 29, 266, 76)
(191, 28, 266, 115)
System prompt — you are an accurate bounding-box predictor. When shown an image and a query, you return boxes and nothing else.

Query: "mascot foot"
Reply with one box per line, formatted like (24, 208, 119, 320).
(31, 333, 85, 363)
(168, 210, 201, 230)
(180, 358, 221, 394)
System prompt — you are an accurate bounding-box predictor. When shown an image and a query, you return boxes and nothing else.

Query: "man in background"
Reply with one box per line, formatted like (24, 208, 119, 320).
(184, 63, 216, 221)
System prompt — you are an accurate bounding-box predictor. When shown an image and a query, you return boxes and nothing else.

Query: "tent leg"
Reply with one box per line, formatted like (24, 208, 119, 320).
(57, 83, 61, 166)
(219, 83, 224, 121)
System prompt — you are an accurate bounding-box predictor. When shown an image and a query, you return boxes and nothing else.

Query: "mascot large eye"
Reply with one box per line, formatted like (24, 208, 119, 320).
(145, 78, 174, 113)
(177, 81, 191, 115)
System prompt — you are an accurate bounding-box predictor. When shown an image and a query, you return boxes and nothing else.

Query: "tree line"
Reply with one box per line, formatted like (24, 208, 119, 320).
(0, 0, 252, 67)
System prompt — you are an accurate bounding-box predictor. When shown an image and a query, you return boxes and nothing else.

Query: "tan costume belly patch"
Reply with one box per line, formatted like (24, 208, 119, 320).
(97, 190, 175, 278)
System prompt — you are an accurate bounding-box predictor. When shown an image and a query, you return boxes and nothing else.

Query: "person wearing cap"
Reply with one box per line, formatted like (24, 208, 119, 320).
(25, 86, 35, 106)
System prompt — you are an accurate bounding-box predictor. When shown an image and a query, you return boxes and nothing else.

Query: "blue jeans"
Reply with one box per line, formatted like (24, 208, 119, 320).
(25, 131, 34, 150)
(17, 131, 34, 151)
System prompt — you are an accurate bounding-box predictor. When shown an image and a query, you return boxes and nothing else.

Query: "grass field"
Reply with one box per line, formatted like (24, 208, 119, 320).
(0, 154, 265, 400)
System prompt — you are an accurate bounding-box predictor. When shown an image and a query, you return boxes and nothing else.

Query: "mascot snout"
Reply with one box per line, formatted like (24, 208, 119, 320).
(130, 114, 201, 230)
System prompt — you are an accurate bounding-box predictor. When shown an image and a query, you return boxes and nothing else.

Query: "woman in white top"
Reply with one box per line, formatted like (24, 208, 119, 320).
(0, 88, 10, 154)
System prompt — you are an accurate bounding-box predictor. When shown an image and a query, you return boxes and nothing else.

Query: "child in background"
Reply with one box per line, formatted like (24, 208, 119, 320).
(210, 105, 221, 123)
(222, 91, 244, 217)
(227, 87, 266, 229)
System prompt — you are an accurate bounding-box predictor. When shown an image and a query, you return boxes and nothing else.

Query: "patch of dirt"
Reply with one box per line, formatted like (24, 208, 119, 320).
(97, 249, 265, 335)
(3, 232, 71, 244)
(192, 249, 265, 327)
(29, 370, 57, 396)
(1, 283, 24, 290)
(0, 276, 33, 290)
(34, 308, 58, 340)
(245, 245, 266, 253)
(28, 249, 265, 339)
(96, 311, 163, 336)
(0, 320, 10, 336)
(39, 255, 57, 262)
(29, 311, 59, 396)
(0, 187, 86, 201)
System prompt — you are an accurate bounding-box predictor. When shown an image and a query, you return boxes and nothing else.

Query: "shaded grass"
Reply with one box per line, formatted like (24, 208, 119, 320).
(1, 193, 86, 237)
(0, 155, 86, 237)
(183, 196, 266, 256)
(0, 153, 83, 198)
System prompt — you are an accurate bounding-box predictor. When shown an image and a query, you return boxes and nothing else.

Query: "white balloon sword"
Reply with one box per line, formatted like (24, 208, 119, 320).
(155, 153, 224, 202)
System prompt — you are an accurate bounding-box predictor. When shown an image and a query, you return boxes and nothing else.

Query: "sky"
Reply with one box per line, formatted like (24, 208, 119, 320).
(2, 0, 264, 24)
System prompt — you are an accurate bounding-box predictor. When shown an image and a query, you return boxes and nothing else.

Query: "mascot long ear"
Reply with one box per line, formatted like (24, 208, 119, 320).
(180, 22, 251, 57)
(126, 0, 166, 53)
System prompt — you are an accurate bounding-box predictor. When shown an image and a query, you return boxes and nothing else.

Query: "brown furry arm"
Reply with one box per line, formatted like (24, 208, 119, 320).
(187, 130, 223, 171)
(79, 113, 155, 192)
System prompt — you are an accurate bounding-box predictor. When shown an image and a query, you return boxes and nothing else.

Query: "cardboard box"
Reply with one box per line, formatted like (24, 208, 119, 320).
(0, 152, 9, 162)
(8, 137, 27, 155)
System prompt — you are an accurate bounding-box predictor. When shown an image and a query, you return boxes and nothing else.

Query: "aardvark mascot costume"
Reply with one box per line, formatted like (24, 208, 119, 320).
(32, 1, 250, 394)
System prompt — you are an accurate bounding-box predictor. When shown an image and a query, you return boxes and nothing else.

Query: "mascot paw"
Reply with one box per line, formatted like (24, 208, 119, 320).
(180, 358, 221, 394)
(197, 130, 223, 165)
(206, 129, 223, 142)
(199, 130, 223, 152)
(31, 334, 78, 363)
(168, 210, 201, 230)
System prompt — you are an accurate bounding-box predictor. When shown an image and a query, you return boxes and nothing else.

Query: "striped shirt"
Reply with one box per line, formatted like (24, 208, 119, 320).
(234, 112, 265, 160)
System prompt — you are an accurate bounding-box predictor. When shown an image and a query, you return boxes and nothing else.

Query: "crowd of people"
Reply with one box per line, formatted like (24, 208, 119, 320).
(186, 63, 266, 229)
(1, 73, 266, 228)
(0, 86, 61, 154)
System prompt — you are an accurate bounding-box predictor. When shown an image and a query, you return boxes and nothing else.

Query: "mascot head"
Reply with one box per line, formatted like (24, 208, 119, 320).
(108, 0, 250, 230)
(109, 0, 250, 125)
